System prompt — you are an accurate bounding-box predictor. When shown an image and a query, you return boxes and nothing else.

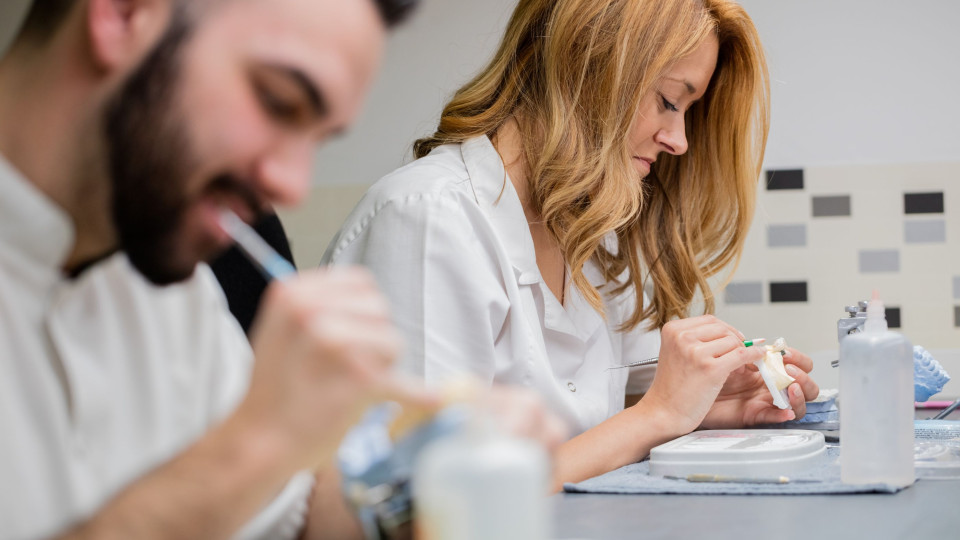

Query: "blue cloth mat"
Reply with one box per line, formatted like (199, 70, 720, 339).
(563, 446, 911, 495)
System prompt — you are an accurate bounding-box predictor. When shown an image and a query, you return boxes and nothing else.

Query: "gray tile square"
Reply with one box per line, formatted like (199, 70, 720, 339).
(904, 220, 946, 244)
(812, 195, 851, 217)
(859, 250, 900, 273)
(954, 277, 960, 300)
(955, 306, 960, 328)
(724, 282, 764, 304)
(767, 224, 806, 248)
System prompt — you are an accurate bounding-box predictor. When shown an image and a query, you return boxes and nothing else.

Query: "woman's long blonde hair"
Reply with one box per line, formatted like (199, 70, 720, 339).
(414, 0, 769, 330)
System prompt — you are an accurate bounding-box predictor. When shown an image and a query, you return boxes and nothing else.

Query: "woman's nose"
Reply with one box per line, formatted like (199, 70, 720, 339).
(654, 116, 689, 156)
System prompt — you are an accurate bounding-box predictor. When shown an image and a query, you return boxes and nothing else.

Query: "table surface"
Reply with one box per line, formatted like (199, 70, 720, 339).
(552, 478, 959, 540)
(553, 410, 960, 540)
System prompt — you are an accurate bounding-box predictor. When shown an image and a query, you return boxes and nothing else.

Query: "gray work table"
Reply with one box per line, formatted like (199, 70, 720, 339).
(552, 479, 960, 539)
(553, 408, 960, 539)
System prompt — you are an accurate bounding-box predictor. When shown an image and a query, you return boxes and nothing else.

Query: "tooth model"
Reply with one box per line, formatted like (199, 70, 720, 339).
(914, 346, 951, 402)
(755, 337, 794, 410)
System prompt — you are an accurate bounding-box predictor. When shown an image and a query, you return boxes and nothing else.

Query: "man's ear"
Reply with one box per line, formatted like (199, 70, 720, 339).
(86, 0, 171, 73)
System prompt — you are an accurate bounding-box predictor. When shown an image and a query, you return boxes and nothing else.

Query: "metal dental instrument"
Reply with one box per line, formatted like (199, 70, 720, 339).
(931, 399, 960, 420)
(665, 474, 820, 484)
(606, 355, 661, 370)
(833, 300, 870, 367)
(607, 338, 770, 370)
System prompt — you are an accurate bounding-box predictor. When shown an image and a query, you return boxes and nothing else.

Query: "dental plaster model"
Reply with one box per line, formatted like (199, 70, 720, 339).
(914, 346, 951, 402)
(755, 337, 794, 410)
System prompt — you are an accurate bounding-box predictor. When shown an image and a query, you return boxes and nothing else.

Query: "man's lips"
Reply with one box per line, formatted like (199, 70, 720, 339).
(205, 175, 268, 224)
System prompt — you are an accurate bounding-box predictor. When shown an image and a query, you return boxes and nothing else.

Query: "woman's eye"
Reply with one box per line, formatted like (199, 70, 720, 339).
(661, 95, 679, 113)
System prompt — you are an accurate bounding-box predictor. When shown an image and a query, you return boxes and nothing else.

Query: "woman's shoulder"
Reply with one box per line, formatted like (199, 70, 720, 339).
(324, 144, 486, 262)
(363, 144, 474, 207)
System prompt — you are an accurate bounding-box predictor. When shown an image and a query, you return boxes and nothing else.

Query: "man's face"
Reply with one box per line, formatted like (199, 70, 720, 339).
(106, 0, 385, 284)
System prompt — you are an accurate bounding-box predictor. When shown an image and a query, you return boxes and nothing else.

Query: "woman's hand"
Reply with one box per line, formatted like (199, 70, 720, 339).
(700, 347, 820, 429)
(637, 315, 766, 434)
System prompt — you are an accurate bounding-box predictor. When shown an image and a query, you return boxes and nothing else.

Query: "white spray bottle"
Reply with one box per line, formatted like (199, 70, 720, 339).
(839, 290, 915, 486)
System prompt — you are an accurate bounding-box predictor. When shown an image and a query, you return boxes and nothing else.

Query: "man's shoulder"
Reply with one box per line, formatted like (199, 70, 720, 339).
(90, 253, 228, 312)
(74, 253, 242, 354)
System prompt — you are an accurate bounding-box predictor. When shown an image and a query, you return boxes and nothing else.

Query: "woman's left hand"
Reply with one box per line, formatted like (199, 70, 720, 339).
(699, 347, 820, 428)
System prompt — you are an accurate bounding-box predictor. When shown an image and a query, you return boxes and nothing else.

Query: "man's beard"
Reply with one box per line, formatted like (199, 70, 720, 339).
(103, 7, 200, 285)
(104, 7, 262, 286)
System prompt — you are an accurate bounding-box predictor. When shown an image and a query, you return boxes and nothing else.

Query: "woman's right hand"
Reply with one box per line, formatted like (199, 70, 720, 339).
(637, 314, 765, 434)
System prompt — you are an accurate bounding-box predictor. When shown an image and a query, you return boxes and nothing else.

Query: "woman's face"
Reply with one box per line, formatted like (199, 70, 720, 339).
(628, 34, 719, 177)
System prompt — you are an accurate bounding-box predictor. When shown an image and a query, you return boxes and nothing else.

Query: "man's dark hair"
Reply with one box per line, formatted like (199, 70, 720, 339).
(17, 0, 75, 44)
(18, 0, 419, 44)
(373, 0, 420, 27)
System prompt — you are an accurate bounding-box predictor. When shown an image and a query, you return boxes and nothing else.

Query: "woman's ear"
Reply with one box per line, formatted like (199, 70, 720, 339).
(86, 0, 171, 73)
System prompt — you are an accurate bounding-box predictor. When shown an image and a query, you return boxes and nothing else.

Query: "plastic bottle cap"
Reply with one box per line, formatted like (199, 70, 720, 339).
(864, 289, 888, 333)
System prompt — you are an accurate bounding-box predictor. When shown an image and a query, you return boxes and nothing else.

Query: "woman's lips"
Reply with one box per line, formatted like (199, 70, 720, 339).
(633, 156, 654, 172)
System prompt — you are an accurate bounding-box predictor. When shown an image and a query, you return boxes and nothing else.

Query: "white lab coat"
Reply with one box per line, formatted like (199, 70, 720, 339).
(323, 135, 661, 435)
(0, 155, 311, 540)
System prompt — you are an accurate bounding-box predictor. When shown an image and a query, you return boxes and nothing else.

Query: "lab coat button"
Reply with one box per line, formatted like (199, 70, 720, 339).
(567, 381, 577, 392)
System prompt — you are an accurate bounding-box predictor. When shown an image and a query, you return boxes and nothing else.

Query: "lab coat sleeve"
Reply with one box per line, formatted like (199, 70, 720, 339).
(195, 266, 314, 540)
(323, 190, 510, 387)
(193, 263, 255, 424)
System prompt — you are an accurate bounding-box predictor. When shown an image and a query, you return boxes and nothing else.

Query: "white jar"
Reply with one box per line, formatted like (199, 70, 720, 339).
(413, 415, 551, 540)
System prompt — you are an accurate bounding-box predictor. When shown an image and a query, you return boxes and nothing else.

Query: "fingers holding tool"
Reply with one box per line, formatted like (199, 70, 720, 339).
(645, 315, 765, 433)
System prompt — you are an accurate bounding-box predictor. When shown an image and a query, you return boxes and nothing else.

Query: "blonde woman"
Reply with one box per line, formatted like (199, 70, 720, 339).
(323, 0, 819, 487)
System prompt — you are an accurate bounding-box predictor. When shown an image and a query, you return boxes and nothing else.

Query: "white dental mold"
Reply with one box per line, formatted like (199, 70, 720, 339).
(649, 429, 827, 478)
(755, 337, 794, 410)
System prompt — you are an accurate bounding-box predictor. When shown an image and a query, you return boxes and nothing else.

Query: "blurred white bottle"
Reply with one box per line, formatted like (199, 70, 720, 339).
(413, 412, 551, 540)
(839, 291, 915, 486)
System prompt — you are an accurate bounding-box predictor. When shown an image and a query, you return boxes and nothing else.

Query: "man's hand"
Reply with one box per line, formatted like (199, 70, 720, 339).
(237, 267, 439, 470)
(477, 386, 568, 453)
(701, 347, 820, 429)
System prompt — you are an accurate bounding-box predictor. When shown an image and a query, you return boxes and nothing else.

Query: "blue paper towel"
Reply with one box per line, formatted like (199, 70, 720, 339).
(563, 446, 910, 495)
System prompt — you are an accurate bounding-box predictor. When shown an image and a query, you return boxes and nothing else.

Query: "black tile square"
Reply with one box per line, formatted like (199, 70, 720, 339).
(769, 281, 808, 302)
(885, 307, 901, 329)
(954, 306, 960, 328)
(904, 192, 944, 214)
(766, 169, 804, 190)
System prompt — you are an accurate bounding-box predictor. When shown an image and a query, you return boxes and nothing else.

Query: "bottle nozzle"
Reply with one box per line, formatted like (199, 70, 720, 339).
(864, 289, 887, 333)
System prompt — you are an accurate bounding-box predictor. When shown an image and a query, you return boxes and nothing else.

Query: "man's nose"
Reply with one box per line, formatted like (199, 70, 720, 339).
(255, 137, 313, 207)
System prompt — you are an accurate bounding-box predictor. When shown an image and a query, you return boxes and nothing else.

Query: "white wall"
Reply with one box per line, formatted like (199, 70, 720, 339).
(737, 0, 960, 169)
(310, 0, 519, 186)
(0, 0, 30, 53)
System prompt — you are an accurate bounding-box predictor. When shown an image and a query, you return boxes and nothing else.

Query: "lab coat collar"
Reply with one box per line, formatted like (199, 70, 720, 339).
(460, 135, 539, 281)
(460, 136, 603, 341)
(0, 153, 75, 273)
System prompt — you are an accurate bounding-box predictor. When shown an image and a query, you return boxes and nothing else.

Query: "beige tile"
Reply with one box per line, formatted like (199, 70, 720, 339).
(277, 184, 371, 269)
